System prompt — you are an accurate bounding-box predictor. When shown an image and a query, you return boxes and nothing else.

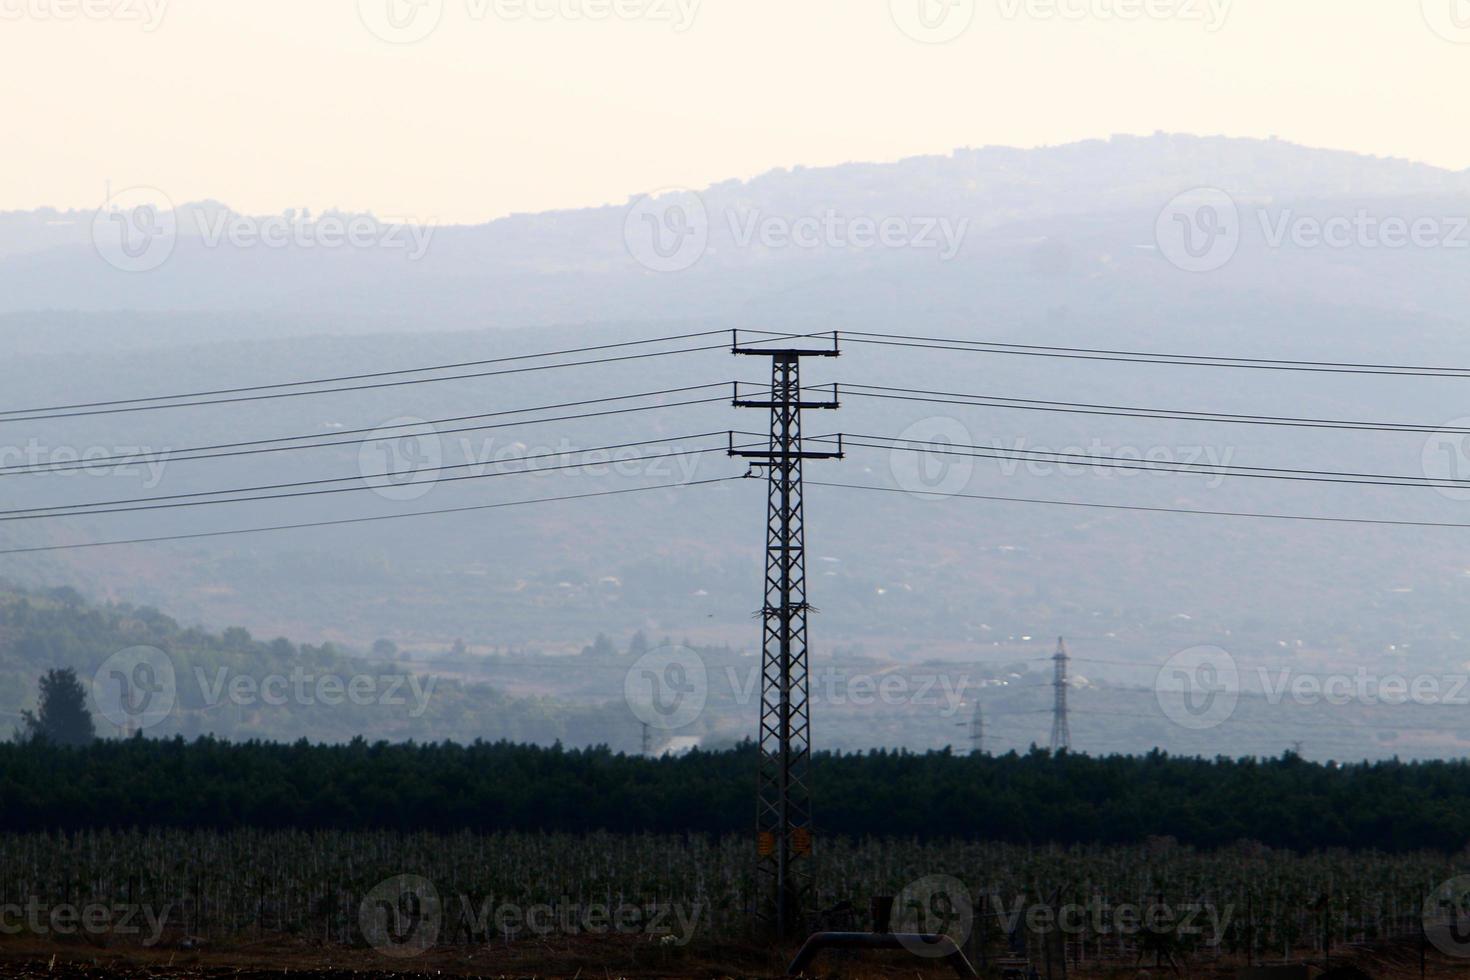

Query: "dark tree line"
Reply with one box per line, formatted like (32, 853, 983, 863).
(0, 736, 1466, 852)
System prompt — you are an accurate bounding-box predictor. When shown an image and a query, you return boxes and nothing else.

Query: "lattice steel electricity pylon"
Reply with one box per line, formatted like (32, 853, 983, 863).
(1050, 637, 1071, 753)
(730, 331, 841, 940)
(958, 699, 984, 755)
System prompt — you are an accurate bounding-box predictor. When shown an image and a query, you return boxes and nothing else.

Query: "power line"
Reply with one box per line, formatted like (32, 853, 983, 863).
(0, 386, 732, 477)
(0, 434, 753, 523)
(841, 384, 1470, 436)
(838, 433, 1470, 489)
(0, 432, 730, 516)
(0, 328, 799, 419)
(0, 344, 737, 425)
(0, 477, 742, 557)
(0, 328, 821, 423)
(840, 331, 1470, 378)
(808, 480, 1470, 530)
(983, 698, 1470, 736)
(1070, 655, 1317, 672)
(977, 728, 1397, 757)
(1060, 704, 1470, 736)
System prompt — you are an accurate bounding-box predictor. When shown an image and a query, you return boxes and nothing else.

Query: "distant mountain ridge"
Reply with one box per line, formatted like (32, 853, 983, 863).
(4, 133, 1470, 322)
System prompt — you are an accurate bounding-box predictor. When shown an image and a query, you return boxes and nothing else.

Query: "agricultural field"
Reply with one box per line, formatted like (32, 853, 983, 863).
(0, 830, 1467, 978)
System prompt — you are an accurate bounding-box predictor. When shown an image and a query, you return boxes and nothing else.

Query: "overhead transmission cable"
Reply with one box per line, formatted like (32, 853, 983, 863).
(0, 384, 735, 477)
(0, 346, 726, 424)
(838, 330, 1470, 378)
(0, 329, 812, 424)
(0, 477, 743, 557)
(829, 433, 1470, 490)
(839, 384, 1470, 436)
(0, 432, 763, 523)
(809, 481, 1470, 531)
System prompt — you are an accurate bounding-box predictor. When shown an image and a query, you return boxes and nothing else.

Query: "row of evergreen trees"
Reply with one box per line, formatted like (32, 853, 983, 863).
(3, 732, 1467, 852)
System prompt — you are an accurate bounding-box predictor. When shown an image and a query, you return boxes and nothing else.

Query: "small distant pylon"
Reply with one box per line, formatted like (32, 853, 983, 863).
(641, 721, 653, 756)
(1050, 637, 1071, 753)
(957, 698, 984, 755)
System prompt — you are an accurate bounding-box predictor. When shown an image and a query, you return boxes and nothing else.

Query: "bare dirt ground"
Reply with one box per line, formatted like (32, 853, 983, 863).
(0, 935, 1462, 979)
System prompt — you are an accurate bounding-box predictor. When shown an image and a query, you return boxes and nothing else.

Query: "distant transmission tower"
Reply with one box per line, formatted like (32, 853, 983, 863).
(958, 699, 984, 755)
(1050, 637, 1071, 753)
(730, 331, 841, 940)
(641, 721, 652, 756)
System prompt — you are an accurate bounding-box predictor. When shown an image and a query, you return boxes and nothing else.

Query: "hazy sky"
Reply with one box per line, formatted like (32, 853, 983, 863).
(4, 0, 1468, 223)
